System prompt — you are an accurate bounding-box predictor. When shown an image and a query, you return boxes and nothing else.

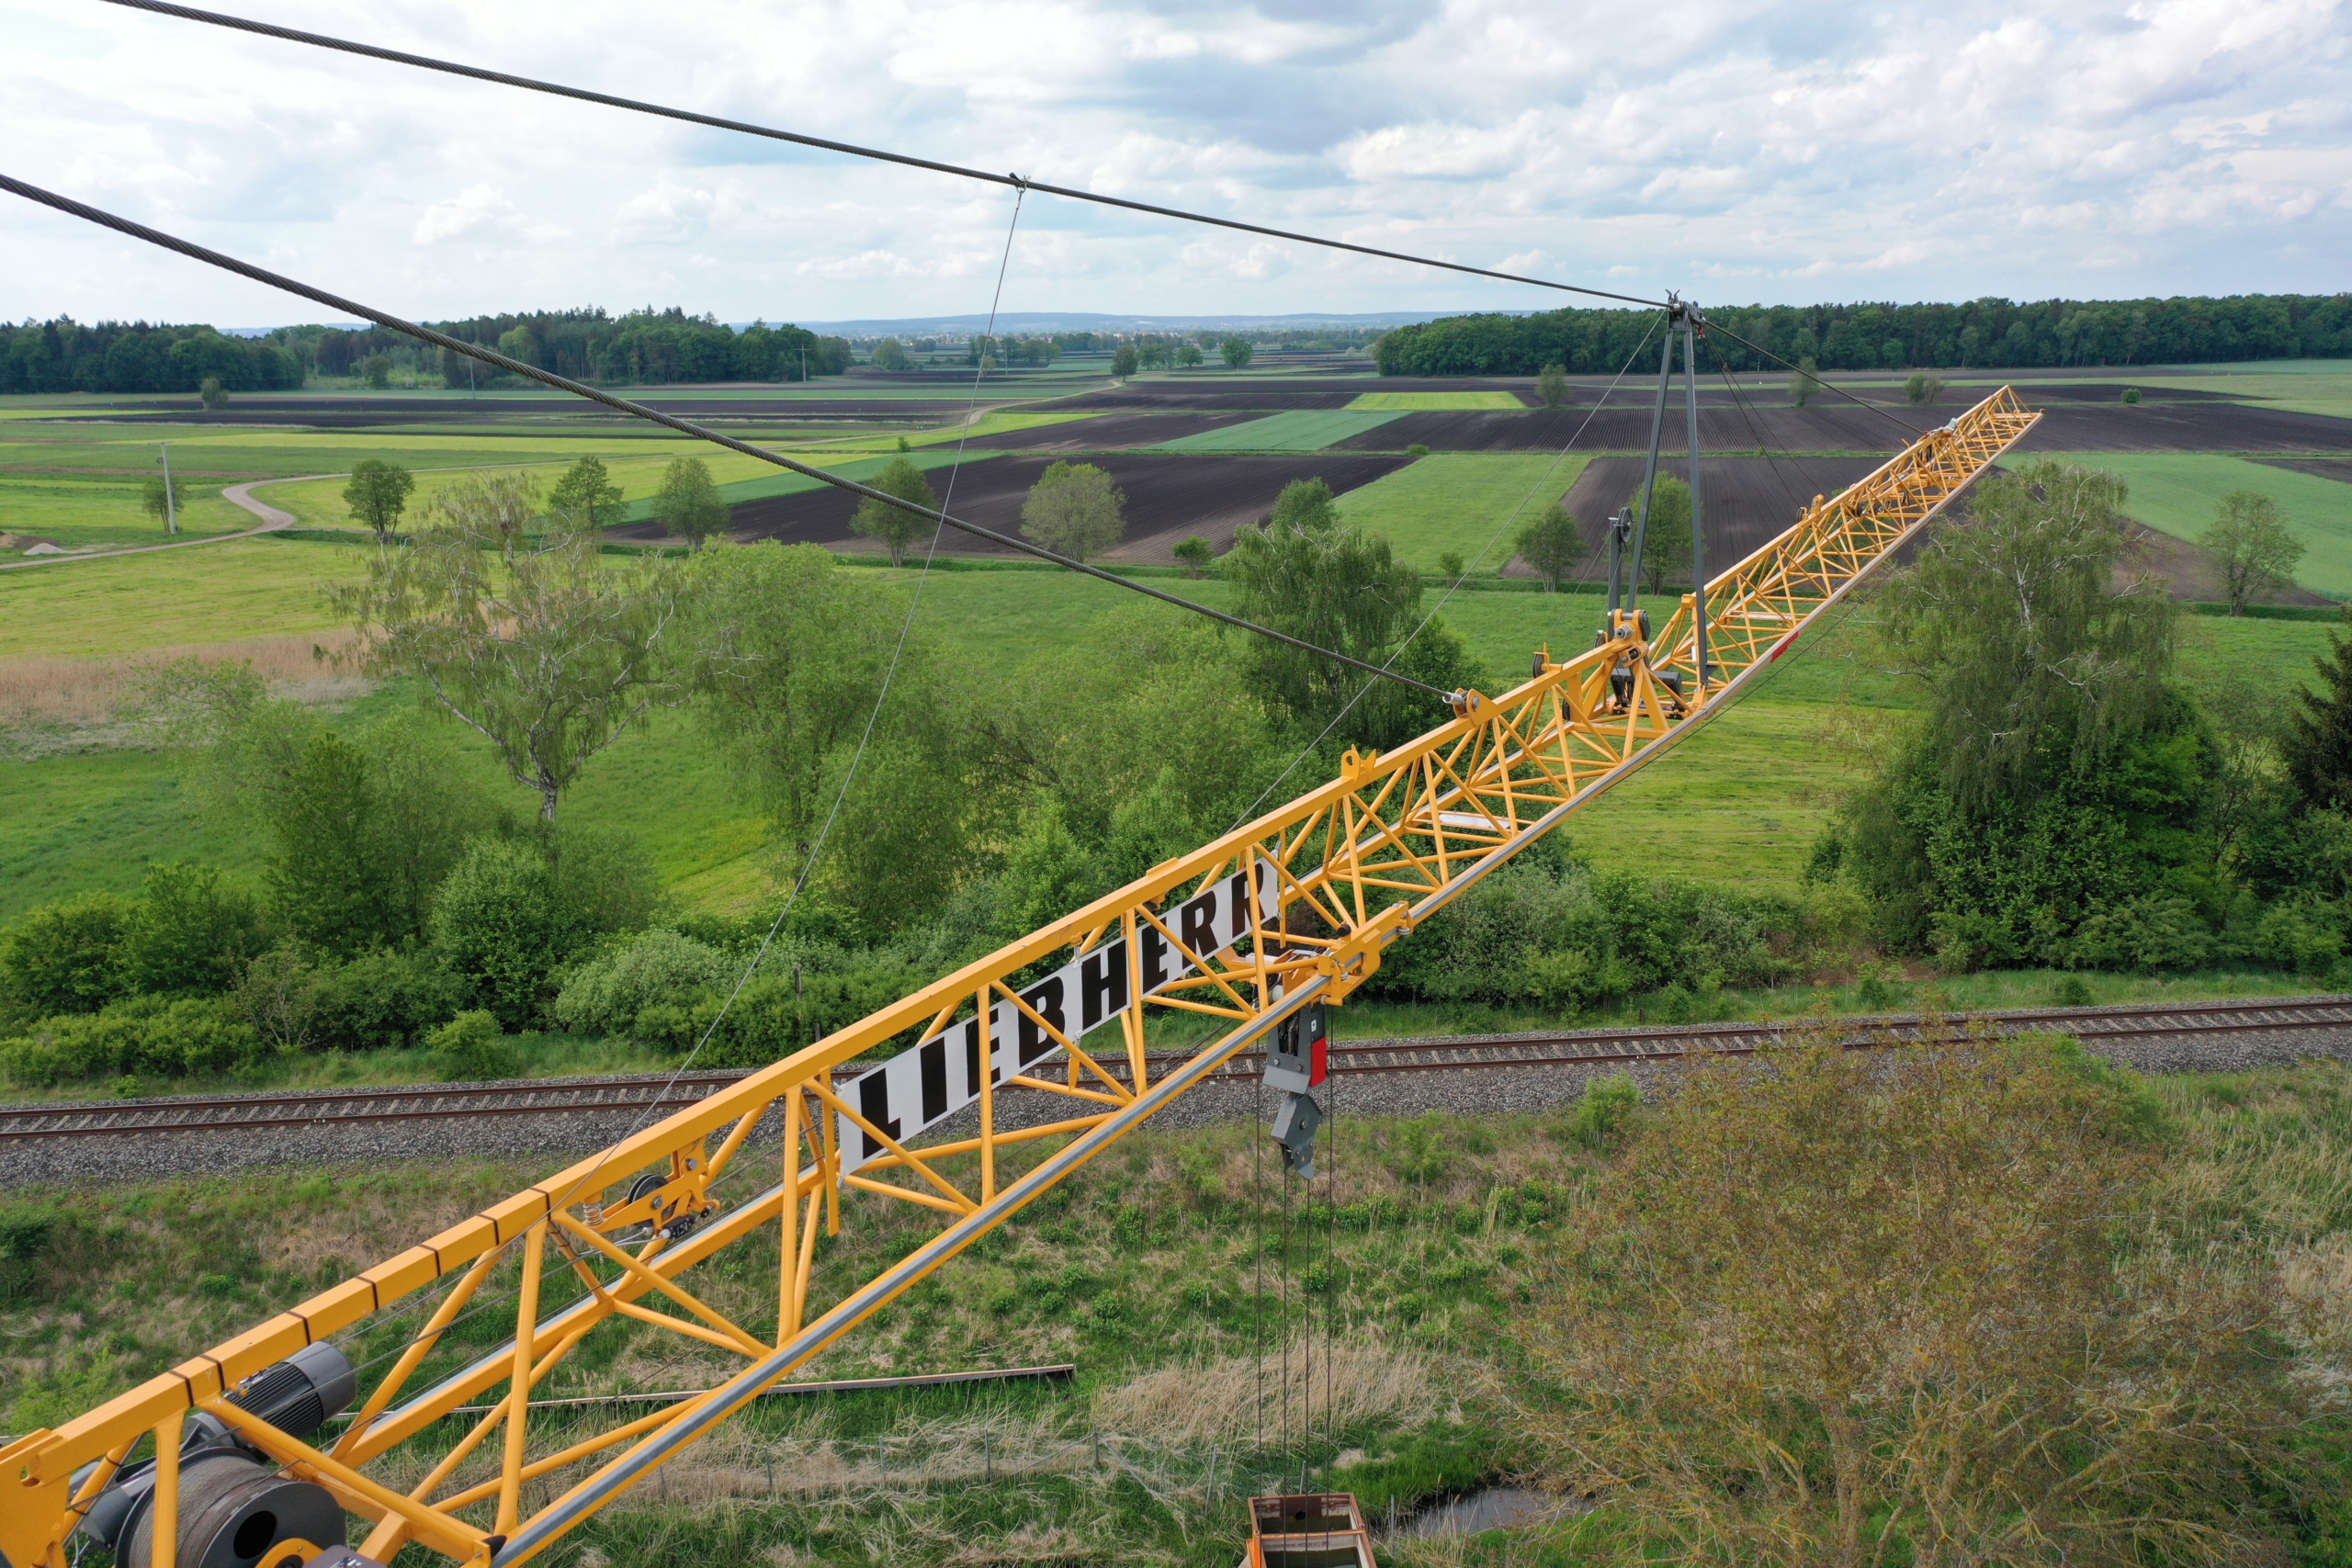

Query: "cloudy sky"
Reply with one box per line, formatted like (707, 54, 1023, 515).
(4, 0, 2346, 328)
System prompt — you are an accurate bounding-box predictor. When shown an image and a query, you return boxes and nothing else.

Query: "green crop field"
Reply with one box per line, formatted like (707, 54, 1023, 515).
(1150, 410, 1404, 451)
(2130, 360, 2352, 419)
(2033, 450, 2352, 597)
(1332, 452, 1590, 570)
(1346, 390, 1524, 411)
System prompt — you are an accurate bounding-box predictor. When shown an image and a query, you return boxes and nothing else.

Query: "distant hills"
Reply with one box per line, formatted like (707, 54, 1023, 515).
(752, 310, 1497, 335)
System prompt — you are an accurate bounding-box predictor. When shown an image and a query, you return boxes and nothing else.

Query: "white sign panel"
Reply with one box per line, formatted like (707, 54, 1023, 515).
(835, 863, 1283, 1174)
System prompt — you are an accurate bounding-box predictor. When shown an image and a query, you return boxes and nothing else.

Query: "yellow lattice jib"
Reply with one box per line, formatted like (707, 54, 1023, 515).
(0, 388, 2038, 1568)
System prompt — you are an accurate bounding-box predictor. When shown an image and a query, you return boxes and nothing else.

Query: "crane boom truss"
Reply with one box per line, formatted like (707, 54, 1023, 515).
(1, 387, 2039, 1568)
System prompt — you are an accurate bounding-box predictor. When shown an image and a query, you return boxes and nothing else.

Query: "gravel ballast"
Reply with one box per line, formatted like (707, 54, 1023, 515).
(7, 1001, 2351, 1191)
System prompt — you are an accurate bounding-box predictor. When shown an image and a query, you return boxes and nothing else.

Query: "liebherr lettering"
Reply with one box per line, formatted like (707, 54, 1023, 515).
(835, 864, 1283, 1169)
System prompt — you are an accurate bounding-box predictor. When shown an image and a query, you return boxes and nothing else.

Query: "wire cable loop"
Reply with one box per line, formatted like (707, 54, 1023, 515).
(0, 171, 1447, 705)
(95, 0, 1668, 310)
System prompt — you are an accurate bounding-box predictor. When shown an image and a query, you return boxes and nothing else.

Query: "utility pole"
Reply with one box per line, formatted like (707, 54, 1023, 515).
(158, 441, 177, 534)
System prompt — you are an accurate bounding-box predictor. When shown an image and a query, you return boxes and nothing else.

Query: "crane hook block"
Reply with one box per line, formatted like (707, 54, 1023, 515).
(1272, 1089, 1323, 1180)
(1263, 1001, 1329, 1094)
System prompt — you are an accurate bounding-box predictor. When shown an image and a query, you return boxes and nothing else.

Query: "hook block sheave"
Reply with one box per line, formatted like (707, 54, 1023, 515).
(3, 389, 2040, 1568)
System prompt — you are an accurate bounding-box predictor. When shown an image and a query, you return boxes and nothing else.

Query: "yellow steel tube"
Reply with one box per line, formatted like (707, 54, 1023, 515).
(13, 388, 2040, 1568)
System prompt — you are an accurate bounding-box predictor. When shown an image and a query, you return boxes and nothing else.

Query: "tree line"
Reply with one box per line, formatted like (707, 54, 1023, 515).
(0, 308, 856, 396)
(0, 320, 305, 396)
(1374, 291, 2352, 377)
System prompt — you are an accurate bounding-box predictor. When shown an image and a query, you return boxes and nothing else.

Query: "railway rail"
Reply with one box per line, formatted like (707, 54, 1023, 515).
(7, 994, 2346, 1143)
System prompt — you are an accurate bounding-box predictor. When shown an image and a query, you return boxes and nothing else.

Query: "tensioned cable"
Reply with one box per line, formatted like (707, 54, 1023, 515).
(1223, 313, 1667, 835)
(1713, 359, 1809, 518)
(0, 172, 1451, 705)
(1702, 319, 1928, 439)
(96, 0, 1669, 312)
(325, 189, 1034, 1402)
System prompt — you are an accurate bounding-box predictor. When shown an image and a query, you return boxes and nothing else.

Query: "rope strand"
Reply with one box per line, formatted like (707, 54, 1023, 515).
(96, 0, 1668, 311)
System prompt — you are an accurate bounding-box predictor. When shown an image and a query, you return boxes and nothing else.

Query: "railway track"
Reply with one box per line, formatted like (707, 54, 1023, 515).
(6, 995, 2347, 1143)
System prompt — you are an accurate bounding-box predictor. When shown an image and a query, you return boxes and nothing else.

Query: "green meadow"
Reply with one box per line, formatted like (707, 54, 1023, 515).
(1151, 410, 1405, 451)
(1346, 390, 1524, 410)
(2035, 449, 2352, 597)
(1333, 453, 1592, 570)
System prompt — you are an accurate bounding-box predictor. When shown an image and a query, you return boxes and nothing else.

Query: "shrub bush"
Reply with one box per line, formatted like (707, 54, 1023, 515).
(428, 1009, 516, 1083)
(552, 930, 736, 1039)
(122, 863, 264, 997)
(0, 1202, 62, 1303)
(690, 953, 933, 1067)
(0, 996, 266, 1087)
(314, 948, 467, 1051)
(2065, 893, 2215, 973)
(1564, 1072, 1641, 1149)
(0, 893, 134, 1015)
(433, 839, 584, 1030)
(1369, 840, 1804, 1013)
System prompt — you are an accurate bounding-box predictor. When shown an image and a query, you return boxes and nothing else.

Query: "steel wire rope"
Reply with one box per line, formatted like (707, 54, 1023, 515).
(1221, 314, 1668, 837)
(0, 172, 1452, 710)
(96, 0, 1669, 312)
(1696, 321, 1816, 524)
(1713, 357, 1811, 518)
(1254, 1080, 1264, 1452)
(312, 189, 1033, 1408)
(1702, 320, 1929, 440)
(1323, 1059, 1336, 1472)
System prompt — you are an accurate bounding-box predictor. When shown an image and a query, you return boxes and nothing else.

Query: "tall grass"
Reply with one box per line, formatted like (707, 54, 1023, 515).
(0, 633, 363, 729)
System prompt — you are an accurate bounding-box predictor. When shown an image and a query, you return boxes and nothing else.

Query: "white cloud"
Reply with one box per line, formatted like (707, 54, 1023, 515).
(611, 177, 718, 244)
(413, 186, 571, 246)
(0, 0, 2344, 323)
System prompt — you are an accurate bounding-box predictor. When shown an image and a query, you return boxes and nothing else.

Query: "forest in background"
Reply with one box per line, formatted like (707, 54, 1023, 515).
(1374, 291, 2352, 376)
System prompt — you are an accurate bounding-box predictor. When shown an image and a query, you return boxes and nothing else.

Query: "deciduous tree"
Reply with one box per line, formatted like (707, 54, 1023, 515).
(1514, 502, 1579, 592)
(685, 543, 980, 933)
(2200, 489, 2304, 615)
(1110, 344, 1139, 377)
(1020, 460, 1126, 561)
(850, 456, 939, 567)
(1788, 355, 1824, 407)
(1220, 336, 1254, 369)
(1171, 535, 1214, 578)
(1634, 475, 1692, 596)
(342, 458, 415, 543)
(332, 470, 684, 830)
(1878, 459, 2175, 808)
(1536, 363, 1568, 408)
(653, 456, 727, 549)
(1223, 478, 1484, 750)
(141, 472, 185, 528)
(548, 455, 625, 533)
(1903, 371, 1947, 406)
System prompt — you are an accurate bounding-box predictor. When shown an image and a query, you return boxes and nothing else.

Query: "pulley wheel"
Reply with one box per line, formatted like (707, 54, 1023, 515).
(120, 1451, 344, 1568)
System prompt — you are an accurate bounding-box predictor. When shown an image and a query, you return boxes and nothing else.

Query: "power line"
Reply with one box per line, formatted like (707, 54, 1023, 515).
(1702, 318, 1929, 438)
(0, 170, 1453, 705)
(96, 0, 1668, 311)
